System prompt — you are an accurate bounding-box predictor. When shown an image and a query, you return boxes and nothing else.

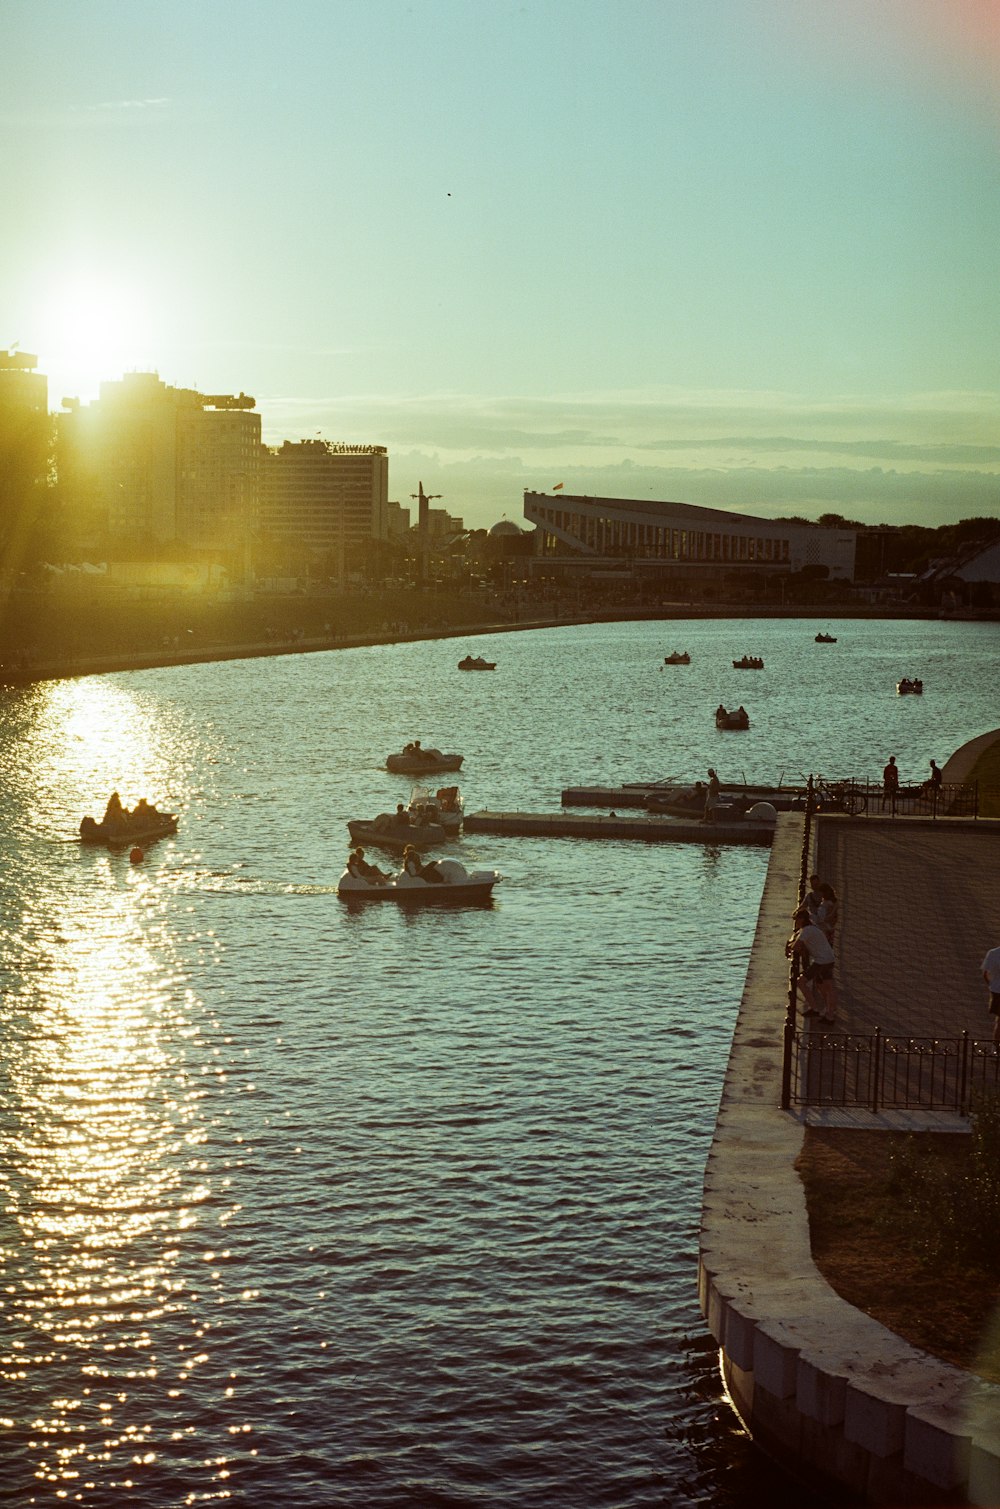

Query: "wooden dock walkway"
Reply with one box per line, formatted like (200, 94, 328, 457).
(463, 810, 774, 846)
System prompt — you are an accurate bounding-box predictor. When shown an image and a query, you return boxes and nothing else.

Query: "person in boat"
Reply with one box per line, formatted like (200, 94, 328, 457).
(103, 791, 129, 828)
(715, 704, 727, 721)
(348, 846, 389, 885)
(393, 802, 411, 829)
(132, 797, 161, 824)
(402, 844, 444, 883)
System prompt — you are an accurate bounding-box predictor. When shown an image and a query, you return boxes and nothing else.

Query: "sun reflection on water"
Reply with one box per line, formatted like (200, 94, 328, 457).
(0, 675, 231, 1499)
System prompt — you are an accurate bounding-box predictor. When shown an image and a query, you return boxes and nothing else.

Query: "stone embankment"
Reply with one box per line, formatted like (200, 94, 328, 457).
(699, 810, 1000, 1507)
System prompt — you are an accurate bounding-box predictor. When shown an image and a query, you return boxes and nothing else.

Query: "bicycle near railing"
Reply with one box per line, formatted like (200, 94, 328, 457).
(810, 775, 868, 815)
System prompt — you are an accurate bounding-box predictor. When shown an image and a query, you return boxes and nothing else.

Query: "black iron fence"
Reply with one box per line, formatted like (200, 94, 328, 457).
(811, 777, 983, 819)
(784, 1028, 1000, 1114)
(778, 778, 999, 1113)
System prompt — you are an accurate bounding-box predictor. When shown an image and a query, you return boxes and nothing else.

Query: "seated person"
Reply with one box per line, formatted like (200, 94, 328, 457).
(402, 845, 444, 882)
(348, 846, 388, 885)
(132, 797, 159, 823)
(103, 791, 129, 826)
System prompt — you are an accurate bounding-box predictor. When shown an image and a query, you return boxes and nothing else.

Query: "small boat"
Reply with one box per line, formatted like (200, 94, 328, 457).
(732, 656, 764, 670)
(458, 655, 496, 670)
(815, 633, 837, 644)
(338, 856, 500, 904)
(715, 706, 750, 730)
(386, 745, 464, 774)
(80, 811, 178, 845)
(348, 815, 447, 852)
(408, 783, 463, 835)
(663, 650, 691, 665)
(897, 678, 924, 695)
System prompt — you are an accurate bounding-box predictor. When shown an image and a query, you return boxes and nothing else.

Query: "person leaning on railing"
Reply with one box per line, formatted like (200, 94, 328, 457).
(785, 906, 838, 1024)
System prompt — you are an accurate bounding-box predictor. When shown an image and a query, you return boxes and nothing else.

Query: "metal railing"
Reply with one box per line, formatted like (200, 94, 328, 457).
(784, 1028, 1000, 1115)
(810, 777, 982, 819)
(808, 784, 983, 820)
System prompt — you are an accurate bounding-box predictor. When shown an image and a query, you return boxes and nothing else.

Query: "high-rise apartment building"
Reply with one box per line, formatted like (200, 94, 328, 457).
(0, 351, 49, 567)
(58, 373, 261, 555)
(261, 440, 388, 557)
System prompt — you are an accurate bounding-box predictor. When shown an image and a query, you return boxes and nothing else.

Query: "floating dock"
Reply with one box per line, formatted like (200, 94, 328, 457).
(463, 810, 774, 846)
(561, 781, 807, 811)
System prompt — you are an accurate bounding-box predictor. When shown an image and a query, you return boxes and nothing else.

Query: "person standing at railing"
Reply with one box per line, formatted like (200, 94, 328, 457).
(982, 944, 1000, 1045)
(881, 754, 899, 810)
(786, 906, 838, 1023)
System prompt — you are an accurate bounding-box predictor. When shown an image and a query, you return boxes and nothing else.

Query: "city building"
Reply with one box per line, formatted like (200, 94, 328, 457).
(0, 351, 49, 569)
(261, 440, 388, 559)
(58, 374, 261, 557)
(522, 492, 857, 588)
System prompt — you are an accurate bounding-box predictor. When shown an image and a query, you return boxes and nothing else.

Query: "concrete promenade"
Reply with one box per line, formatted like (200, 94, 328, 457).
(815, 817, 1000, 1045)
(699, 741, 1000, 1505)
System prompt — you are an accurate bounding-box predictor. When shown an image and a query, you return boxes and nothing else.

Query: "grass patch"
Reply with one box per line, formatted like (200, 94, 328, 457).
(796, 1127, 1000, 1381)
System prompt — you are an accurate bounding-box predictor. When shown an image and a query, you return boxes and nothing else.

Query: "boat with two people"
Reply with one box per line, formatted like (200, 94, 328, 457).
(458, 654, 496, 671)
(715, 704, 750, 730)
(663, 650, 691, 665)
(338, 853, 500, 904)
(815, 632, 838, 643)
(897, 678, 924, 695)
(732, 655, 764, 670)
(80, 792, 178, 846)
(386, 740, 464, 774)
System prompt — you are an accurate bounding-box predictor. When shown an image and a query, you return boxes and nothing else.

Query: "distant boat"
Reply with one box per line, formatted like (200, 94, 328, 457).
(733, 656, 764, 670)
(815, 633, 837, 643)
(715, 706, 750, 730)
(663, 650, 691, 665)
(458, 655, 496, 671)
(897, 678, 924, 695)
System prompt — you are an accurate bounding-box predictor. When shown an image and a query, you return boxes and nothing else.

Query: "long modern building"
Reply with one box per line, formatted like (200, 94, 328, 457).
(523, 492, 856, 584)
(261, 440, 388, 558)
(59, 373, 261, 556)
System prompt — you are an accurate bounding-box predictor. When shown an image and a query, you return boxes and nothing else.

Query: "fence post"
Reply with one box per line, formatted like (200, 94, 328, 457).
(871, 1027, 882, 1114)
(959, 1030, 970, 1115)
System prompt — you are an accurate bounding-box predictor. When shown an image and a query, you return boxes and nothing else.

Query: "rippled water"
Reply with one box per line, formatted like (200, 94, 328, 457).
(1, 615, 997, 1507)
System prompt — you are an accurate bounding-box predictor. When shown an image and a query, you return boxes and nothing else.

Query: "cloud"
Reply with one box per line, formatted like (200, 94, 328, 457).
(256, 385, 1000, 529)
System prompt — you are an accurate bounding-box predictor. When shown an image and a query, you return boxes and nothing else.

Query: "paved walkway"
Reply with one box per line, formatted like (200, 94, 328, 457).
(814, 816, 1000, 1042)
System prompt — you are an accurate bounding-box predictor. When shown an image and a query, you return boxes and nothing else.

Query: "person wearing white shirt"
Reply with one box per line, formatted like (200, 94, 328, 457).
(982, 944, 1000, 1044)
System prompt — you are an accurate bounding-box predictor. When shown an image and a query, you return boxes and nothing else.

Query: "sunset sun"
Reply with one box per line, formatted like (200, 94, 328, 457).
(37, 273, 153, 403)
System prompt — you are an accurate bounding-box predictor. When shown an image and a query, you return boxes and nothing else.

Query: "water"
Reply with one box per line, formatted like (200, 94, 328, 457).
(0, 615, 996, 1507)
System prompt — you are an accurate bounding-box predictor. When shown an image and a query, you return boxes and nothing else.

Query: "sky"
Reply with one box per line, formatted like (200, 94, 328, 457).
(3, 0, 998, 530)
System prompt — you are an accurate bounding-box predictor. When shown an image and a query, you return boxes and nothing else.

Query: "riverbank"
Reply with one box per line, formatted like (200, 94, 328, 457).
(0, 585, 975, 686)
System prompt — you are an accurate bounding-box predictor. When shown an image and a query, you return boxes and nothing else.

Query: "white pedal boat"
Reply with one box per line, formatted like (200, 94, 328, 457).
(337, 857, 499, 903)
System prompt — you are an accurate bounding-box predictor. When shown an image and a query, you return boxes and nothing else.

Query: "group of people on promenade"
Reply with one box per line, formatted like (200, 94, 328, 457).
(786, 867, 1000, 1045)
(786, 873, 839, 1024)
(881, 754, 943, 807)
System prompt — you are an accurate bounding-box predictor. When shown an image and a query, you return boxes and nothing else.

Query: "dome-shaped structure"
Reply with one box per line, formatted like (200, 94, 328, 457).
(488, 519, 523, 537)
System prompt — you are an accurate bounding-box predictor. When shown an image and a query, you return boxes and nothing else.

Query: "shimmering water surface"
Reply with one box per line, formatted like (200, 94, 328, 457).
(1, 616, 997, 1507)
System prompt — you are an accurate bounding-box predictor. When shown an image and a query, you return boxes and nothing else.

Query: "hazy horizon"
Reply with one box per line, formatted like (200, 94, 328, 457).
(4, 0, 998, 529)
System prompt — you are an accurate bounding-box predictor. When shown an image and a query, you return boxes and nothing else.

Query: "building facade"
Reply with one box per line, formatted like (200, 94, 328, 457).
(523, 492, 856, 583)
(261, 441, 388, 557)
(58, 374, 261, 556)
(0, 351, 49, 569)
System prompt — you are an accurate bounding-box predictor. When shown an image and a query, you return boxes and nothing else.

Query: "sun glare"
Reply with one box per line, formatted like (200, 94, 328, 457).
(37, 271, 154, 404)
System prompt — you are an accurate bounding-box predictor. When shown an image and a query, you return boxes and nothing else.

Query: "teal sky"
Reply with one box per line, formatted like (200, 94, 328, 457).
(4, 0, 998, 527)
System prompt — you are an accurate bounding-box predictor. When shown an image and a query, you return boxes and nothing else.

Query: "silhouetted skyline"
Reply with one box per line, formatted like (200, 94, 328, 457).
(4, 0, 998, 527)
